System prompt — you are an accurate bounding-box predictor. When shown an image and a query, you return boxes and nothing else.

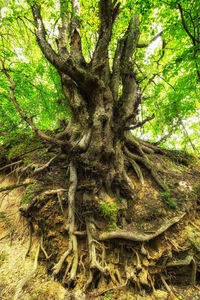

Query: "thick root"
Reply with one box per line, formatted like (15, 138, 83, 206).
(124, 147, 144, 184)
(124, 146, 167, 191)
(52, 162, 78, 284)
(41, 234, 52, 260)
(85, 217, 109, 290)
(99, 213, 186, 241)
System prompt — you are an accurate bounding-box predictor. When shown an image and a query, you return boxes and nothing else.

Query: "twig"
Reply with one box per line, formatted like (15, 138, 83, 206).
(33, 152, 61, 174)
(0, 183, 30, 193)
(0, 160, 22, 171)
(160, 274, 178, 299)
(125, 114, 155, 131)
(0, 59, 65, 146)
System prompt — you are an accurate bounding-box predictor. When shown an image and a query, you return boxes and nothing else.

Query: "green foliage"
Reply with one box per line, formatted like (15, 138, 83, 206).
(104, 294, 112, 300)
(161, 191, 177, 208)
(100, 201, 119, 221)
(0, 0, 199, 152)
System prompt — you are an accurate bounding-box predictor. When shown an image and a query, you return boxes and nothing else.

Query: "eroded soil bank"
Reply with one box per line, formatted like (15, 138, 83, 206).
(0, 138, 200, 299)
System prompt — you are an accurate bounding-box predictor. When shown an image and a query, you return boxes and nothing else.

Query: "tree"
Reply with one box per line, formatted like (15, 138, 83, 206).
(0, 0, 200, 294)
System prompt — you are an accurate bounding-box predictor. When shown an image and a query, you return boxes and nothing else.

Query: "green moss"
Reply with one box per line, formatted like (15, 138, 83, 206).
(166, 149, 198, 167)
(100, 201, 119, 221)
(21, 182, 42, 204)
(7, 135, 42, 160)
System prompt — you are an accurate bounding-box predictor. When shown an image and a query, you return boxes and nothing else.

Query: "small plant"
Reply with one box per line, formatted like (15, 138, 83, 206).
(161, 191, 177, 209)
(167, 198, 177, 208)
(107, 222, 118, 231)
(104, 293, 112, 300)
(100, 202, 119, 221)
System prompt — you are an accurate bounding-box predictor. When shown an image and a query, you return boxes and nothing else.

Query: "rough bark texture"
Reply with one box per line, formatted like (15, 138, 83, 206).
(30, 0, 148, 199)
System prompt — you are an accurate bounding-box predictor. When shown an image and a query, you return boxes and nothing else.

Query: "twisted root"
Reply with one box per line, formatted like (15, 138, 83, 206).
(52, 162, 78, 284)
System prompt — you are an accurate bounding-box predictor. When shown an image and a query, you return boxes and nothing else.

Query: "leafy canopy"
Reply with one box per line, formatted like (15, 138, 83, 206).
(0, 0, 199, 151)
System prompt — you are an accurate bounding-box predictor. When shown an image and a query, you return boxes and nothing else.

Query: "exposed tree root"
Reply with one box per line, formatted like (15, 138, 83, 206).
(84, 217, 109, 290)
(0, 165, 26, 184)
(124, 146, 167, 191)
(0, 160, 22, 171)
(124, 147, 144, 184)
(57, 191, 64, 215)
(17, 163, 35, 184)
(14, 240, 41, 300)
(122, 169, 135, 191)
(86, 217, 108, 272)
(24, 222, 33, 258)
(19, 188, 67, 216)
(99, 213, 186, 241)
(41, 234, 52, 260)
(33, 152, 61, 174)
(52, 162, 78, 284)
(160, 275, 178, 300)
(0, 182, 31, 193)
(167, 255, 197, 286)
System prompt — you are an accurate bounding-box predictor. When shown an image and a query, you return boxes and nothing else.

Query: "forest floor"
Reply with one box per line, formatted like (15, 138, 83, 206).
(0, 137, 200, 299)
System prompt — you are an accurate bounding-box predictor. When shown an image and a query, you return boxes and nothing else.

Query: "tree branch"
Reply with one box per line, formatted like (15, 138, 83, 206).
(92, 0, 120, 75)
(56, 0, 70, 56)
(31, 4, 93, 89)
(1, 62, 65, 146)
(125, 114, 155, 131)
(119, 16, 140, 121)
(69, 0, 85, 63)
(137, 31, 163, 48)
(178, 3, 195, 44)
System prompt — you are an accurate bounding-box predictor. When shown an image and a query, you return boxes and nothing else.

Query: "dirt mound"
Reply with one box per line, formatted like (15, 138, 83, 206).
(0, 144, 200, 299)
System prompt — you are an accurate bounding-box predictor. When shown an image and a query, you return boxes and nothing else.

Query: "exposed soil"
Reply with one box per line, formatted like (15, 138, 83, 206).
(0, 144, 200, 299)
